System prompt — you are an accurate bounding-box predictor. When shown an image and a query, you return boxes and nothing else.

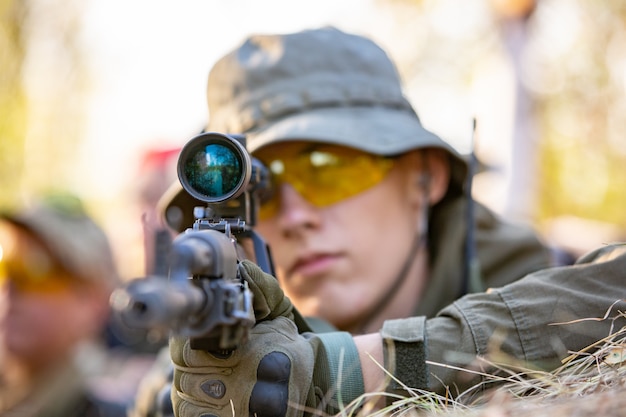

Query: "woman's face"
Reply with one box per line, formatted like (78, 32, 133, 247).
(0, 228, 110, 371)
(254, 143, 445, 331)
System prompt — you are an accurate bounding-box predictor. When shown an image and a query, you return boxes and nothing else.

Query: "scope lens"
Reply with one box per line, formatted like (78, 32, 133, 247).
(181, 143, 244, 200)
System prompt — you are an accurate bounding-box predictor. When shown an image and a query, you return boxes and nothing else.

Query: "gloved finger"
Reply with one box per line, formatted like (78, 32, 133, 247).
(239, 260, 294, 321)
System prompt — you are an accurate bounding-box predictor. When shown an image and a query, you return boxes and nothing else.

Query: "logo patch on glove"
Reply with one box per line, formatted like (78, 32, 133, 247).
(201, 379, 227, 399)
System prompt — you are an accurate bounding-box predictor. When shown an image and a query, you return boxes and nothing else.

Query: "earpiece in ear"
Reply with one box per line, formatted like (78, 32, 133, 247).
(416, 172, 431, 190)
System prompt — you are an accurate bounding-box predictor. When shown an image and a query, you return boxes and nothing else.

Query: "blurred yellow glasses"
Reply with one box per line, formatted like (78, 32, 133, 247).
(0, 229, 74, 294)
(0, 254, 74, 293)
(255, 143, 395, 220)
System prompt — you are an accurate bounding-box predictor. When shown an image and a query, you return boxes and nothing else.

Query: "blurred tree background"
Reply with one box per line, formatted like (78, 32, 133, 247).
(2, 0, 626, 275)
(1, 0, 27, 206)
(377, 0, 626, 255)
(1, 0, 88, 208)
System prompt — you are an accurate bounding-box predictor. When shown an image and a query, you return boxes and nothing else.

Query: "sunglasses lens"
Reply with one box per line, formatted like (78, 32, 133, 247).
(0, 234, 72, 294)
(1, 258, 73, 293)
(257, 145, 394, 220)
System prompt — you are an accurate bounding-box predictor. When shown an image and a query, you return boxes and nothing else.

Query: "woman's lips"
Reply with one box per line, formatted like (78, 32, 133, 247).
(290, 253, 339, 277)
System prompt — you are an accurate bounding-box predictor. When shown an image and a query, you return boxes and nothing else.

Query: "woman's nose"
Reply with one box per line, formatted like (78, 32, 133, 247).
(274, 183, 321, 234)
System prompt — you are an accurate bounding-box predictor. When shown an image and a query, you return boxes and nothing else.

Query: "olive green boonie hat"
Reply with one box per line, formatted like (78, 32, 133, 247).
(206, 26, 463, 159)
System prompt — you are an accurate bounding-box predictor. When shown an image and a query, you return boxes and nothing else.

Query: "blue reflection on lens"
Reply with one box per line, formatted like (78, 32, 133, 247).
(183, 143, 242, 198)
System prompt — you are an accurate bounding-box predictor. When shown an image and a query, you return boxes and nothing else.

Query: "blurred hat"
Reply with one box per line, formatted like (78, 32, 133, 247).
(161, 26, 468, 231)
(0, 193, 120, 288)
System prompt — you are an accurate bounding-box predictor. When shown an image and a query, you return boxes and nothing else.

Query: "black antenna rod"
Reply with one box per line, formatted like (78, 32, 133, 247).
(463, 118, 483, 294)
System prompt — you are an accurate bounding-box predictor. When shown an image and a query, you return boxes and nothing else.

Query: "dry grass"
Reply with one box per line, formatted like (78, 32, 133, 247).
(340, 313, 626, 417)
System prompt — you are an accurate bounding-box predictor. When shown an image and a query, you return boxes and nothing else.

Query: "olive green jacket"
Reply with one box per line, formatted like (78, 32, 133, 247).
(383, 243, 626, 397)
(421, 197, 553, 317)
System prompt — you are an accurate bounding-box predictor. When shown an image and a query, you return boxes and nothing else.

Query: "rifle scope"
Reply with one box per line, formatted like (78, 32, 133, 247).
(178, 132, 253, 204)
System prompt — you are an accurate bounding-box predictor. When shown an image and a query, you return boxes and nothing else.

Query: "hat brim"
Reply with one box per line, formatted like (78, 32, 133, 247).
(244, 106, 460, 156)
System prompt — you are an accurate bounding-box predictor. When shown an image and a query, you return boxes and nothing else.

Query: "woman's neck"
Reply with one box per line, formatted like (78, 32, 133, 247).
(349, 245, 430, 335)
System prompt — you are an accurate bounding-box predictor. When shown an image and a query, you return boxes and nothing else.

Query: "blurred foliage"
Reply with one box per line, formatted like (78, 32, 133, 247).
(0, 0, 27, 208)
(379, 0, 626, 237)
(0, 0, 87, 209)
(532, 1, 626, 227)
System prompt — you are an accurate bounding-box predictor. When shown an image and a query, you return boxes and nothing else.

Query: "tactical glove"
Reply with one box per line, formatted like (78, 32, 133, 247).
(169, 260, 365, 417)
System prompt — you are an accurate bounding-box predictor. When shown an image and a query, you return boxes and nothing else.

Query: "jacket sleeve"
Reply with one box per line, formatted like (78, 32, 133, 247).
(383, 244, 626, 397)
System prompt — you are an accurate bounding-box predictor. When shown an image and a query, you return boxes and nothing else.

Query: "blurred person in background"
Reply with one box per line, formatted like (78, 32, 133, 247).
(0, 193, 129, 417)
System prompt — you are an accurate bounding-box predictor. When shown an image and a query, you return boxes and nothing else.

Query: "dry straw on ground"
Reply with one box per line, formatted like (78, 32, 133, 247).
(341, 311, 626, 417)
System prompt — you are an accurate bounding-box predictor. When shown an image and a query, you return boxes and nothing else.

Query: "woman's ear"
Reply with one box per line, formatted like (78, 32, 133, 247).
(407, 149, 450, 206)
(424, 149, 451, 205)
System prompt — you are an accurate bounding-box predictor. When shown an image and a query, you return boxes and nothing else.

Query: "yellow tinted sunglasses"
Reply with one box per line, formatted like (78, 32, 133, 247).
(0, 232, 75, 294)
(0, 255, 75, 293)
(255, 144, 395, 220)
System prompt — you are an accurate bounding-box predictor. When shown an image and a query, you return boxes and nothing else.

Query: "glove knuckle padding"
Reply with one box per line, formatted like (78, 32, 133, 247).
(170, 316, 315, 417)
(250, 352, 290, 416)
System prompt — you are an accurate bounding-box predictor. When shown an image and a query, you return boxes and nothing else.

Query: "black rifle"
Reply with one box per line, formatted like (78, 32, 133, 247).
(110, 132, 273, 351)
